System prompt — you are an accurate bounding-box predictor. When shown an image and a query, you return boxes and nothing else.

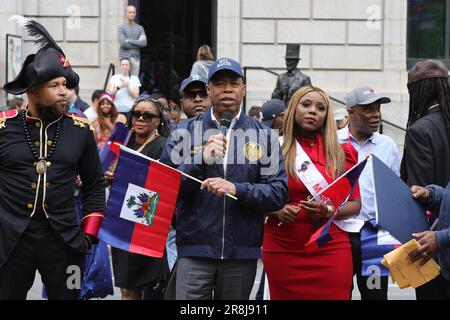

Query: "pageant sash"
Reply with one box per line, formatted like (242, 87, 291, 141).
(294, 139, 331, 205)
(281, 136, 358, 232)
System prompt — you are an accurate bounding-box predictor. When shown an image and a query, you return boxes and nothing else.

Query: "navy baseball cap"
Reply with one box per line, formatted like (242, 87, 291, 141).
(208, 57, 244, 82)
(179, 74, 208, 93)
(261, 99, 286, 128)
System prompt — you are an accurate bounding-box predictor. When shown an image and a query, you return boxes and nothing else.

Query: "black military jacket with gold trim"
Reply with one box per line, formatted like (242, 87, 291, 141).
(0, 110, 105, 268)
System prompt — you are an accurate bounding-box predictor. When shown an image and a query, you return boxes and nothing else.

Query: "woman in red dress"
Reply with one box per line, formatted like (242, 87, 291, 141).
(263, 86, 361, 300)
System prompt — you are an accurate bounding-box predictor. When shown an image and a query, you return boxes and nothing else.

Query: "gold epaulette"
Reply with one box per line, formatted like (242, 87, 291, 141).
(65, 113, 92, 129)
(0, 110, 19, 129)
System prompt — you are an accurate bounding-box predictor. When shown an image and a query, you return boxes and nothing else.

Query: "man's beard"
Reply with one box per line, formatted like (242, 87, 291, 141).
(36, 101, 67, 123)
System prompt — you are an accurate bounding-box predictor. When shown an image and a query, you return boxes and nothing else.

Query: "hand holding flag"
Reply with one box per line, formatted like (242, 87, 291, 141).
(201, 178, 237, 198)
(304, 157, 367, 251)
(100, 145, 238, 258)
(300, 200, 334, 221)
(100, 145, 182, 258)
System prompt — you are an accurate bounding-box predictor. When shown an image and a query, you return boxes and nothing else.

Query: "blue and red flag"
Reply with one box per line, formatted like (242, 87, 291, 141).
(358, 155, 410, 276)
(99, 122, 129, 172)
(360, 219, 401, 276)
(304, 158, 367, 251)
(99, 146, 182, 258)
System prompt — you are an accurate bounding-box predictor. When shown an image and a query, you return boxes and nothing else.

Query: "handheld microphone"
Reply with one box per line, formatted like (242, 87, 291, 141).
(220, 112, 232, 136)
(211, 112, 232, 163)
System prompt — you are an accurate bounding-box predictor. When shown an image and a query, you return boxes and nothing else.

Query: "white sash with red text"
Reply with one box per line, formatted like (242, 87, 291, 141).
(281, 136, 360, 232)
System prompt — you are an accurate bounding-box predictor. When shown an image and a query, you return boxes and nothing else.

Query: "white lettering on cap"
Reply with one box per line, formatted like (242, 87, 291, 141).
(217, 58, 232, 68)
(363, 88, 375, 95)
(192, 74, 201, 80)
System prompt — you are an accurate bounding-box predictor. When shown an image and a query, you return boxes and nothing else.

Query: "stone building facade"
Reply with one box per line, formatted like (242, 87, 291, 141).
(216, 0, 409, 146)
(0, 0, 126, 106)
(0, 0, 408, 145)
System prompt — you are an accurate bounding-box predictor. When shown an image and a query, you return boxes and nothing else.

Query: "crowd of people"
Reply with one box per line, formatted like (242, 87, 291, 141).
(1, 6, 450, 301)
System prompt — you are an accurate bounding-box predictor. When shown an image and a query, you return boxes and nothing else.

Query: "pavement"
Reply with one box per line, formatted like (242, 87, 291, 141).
(27, 258, 415, 300)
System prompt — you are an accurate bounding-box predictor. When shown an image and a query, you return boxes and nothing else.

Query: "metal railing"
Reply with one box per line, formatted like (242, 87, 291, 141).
(243, 66, 406, 133)
(103, 63, 116, 91)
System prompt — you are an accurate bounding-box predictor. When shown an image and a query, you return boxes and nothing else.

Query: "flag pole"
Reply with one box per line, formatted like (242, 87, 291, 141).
(119, 145, 238, 201)
(174, 168, 239, 201)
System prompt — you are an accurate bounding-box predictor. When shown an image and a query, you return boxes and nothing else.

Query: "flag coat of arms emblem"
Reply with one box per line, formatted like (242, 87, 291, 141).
(121, 184, 160, 227)
(100, 146, 182, 258)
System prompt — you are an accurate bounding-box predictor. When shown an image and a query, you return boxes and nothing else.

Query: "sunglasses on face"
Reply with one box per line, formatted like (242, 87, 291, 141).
(184, 90, 208, 100)
(131, 110, 159, 121)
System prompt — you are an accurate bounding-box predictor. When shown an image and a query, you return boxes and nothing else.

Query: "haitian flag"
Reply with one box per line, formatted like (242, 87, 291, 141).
(99, 145, 182, 258)
(360, 219, 401, 276)
(305, 157, 367, 251)
(99, 122, 129, 172)
(358, 155, 426, 276)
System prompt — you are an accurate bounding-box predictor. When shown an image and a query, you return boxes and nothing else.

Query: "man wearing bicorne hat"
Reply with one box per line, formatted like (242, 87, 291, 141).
(0, 16, 106, 300)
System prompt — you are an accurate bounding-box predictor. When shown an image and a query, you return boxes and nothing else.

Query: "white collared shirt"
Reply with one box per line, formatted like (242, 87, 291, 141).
(337, 126, 401, 231)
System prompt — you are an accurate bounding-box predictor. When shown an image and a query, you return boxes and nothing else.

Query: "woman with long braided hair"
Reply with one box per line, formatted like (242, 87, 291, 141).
(401, 59, 450, 300)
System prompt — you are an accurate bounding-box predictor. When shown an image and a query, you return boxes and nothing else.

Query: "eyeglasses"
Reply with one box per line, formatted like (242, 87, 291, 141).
(131, 110, 159, 121)
(184, 90, 208, 100)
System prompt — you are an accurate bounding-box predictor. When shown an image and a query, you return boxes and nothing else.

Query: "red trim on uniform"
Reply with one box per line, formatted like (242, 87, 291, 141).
(1, 110, 19, 118)
(81, 212, 104, 238)
(0, 110, 19, 122)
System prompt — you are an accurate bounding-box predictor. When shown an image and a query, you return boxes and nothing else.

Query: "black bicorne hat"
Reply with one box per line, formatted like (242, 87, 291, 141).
(3, 16, 79, 95)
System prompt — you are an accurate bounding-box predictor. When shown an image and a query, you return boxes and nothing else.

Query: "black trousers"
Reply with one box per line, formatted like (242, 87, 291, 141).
(349, 232, 388, 300)
(0, 219, 84, 300)
(415, 274, 450, 300)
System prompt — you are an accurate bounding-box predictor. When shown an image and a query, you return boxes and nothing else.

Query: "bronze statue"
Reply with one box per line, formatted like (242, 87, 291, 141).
(272, 44, 312, 105)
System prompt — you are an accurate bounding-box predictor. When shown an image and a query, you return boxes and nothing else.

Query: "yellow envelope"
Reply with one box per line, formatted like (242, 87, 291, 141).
(382, 257, 410, 289)
(382, 239, 440, 289)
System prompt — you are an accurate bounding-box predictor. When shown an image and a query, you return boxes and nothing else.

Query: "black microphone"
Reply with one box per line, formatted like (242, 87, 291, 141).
(220, 112, 232, 136)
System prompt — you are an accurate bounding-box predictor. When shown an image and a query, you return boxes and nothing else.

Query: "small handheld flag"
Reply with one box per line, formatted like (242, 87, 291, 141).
(100, 146, 182, 258)
(304, 157, 367, 251)
(99, 122, 129, 172)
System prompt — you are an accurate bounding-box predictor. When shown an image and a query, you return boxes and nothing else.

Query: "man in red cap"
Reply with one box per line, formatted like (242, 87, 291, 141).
(0, 17, 105, 300)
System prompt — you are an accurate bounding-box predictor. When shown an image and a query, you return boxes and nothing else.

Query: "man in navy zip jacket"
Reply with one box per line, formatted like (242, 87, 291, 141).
(160, 58, 288, 300)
